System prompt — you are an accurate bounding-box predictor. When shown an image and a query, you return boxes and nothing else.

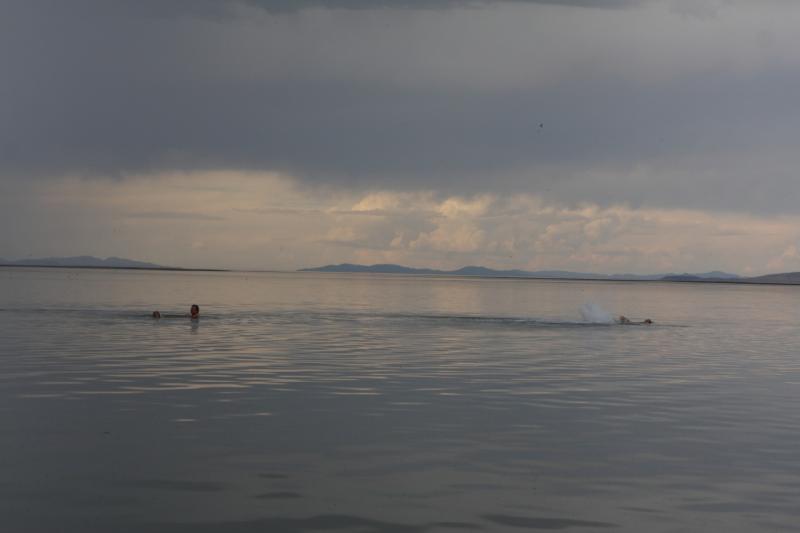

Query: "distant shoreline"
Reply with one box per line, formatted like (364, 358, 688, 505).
(0, 264, 227, 272)
(4, 264, 800, 286)
(297, 270, 800, 286)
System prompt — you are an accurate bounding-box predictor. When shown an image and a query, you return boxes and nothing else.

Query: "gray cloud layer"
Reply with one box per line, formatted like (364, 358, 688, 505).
(237, 0, 641, 11)
(3, 0, 800, 214)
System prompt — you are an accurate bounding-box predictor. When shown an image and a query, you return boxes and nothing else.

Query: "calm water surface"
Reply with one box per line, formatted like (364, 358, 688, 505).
(2, 268, 800, 532)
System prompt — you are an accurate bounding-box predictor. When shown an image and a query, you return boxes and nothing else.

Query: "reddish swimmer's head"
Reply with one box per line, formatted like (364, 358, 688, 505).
(152, 311, 161, 319)
(190, 304, 199, 319)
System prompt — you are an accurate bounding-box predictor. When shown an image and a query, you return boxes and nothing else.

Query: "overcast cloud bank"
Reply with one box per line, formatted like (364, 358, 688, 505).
(2, 1, 799, 271)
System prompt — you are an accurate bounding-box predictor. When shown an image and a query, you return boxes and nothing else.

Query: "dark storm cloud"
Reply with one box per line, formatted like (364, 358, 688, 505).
(238, 0, 642, 11)
(86, 0, 644, 17)
(3, 0, 800, 214)
(2, 0, 642, 23)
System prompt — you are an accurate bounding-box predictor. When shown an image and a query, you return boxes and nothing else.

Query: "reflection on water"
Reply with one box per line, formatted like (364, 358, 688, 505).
(2, 269, 800, 532)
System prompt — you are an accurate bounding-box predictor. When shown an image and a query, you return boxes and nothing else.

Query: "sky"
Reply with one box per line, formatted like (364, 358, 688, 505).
(3, 0, 800, 274)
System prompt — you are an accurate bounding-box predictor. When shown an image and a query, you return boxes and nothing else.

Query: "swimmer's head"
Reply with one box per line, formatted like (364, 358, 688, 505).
(644, 319, 653, 324)
(190, 304, 199, 318)
(152, 311, 161, 319)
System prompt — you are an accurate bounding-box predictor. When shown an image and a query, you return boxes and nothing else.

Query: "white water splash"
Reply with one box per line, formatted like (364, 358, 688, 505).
(580, 302, 615, 324)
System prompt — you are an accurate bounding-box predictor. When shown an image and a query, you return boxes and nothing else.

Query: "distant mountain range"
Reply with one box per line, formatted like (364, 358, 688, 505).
(744, 272, 800, 284)
(300, 263, 741, 281)
(6, 257, 799, 284)
(0, 256, 167, 269)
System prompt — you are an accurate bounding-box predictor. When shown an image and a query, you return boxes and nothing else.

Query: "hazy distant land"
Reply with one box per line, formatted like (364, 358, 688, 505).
(4, 258, 800, 284)
(301, 263, 800, 285)
(744, 272, 800, 284)
(0, 256, 223, 271)
(301, 263, 742, 281)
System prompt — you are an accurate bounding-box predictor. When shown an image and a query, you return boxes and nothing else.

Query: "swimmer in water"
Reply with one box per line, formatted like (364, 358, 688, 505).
(150, 307, 198, 319)
(618, 315, 653, 325)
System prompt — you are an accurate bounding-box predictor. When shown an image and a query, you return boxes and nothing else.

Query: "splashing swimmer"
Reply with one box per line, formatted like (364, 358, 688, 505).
(617, 315, 653, 325)
(151, 305, 199, 319)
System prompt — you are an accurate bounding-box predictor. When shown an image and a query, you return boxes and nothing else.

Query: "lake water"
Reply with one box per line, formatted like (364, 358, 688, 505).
(2, 268, 800, 532)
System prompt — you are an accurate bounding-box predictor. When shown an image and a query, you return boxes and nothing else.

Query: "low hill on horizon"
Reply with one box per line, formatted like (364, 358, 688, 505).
(743, 272, 800, 284)
(0, 255, 168, 269)
(300, 263, 740, 281)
